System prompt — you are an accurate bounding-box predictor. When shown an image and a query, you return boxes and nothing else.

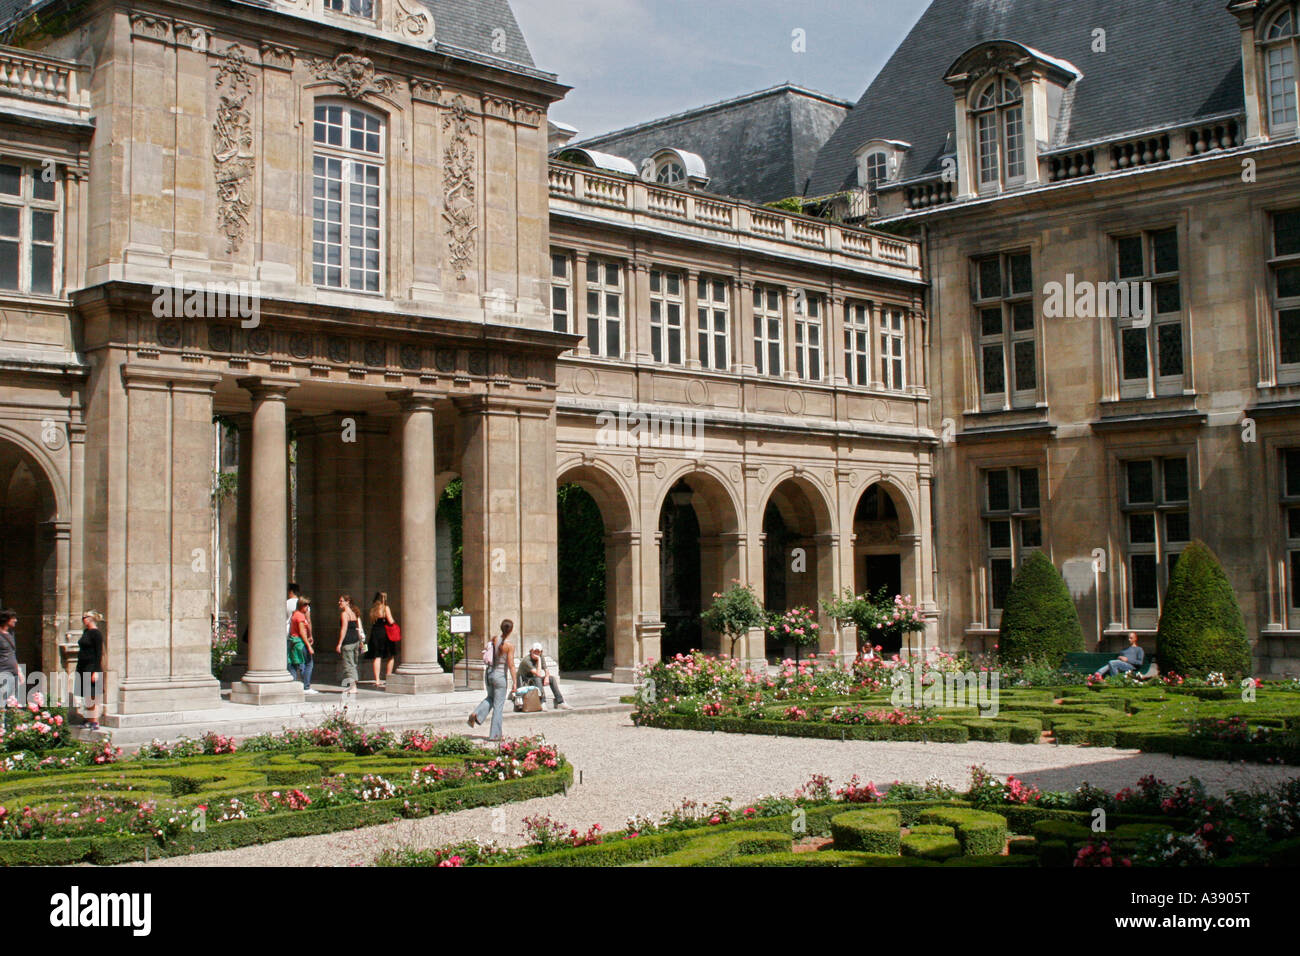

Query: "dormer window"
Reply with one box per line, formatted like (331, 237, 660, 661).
(656, 159, 686, 186)
(865, 152, 888, 188)
(1265, 5, 1298, 135)
(974, 75, 1026, 191)
(645, 148, 709, 190)
(325, 0, 375, 18)
(853, 139, 910, 191)
(944, 41, 1081, 200)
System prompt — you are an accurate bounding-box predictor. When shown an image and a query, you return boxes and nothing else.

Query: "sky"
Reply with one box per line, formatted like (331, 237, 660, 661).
(510, 0, 930, 139)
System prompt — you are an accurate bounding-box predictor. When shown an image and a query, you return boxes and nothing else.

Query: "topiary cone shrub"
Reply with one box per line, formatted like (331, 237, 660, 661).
(997, 552, 1084, 667)
(1156, 540, 1251, 678)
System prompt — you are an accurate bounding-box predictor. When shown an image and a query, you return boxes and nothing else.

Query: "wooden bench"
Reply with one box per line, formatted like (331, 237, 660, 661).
(1064, 652, 1159, 680)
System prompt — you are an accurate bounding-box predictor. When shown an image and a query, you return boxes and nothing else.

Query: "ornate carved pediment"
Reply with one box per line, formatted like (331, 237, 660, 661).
(307, 52, 399, 99)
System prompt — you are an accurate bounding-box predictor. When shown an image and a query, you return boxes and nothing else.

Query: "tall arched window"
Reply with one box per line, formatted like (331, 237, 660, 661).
(973, 75, 1026, 191)
(312, 102, 384, 293)
(1264, 6, 1298, 134)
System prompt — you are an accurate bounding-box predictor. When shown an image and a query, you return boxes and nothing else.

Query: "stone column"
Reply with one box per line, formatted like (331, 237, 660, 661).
(231, 378, 302, 705)
(386, 391, 452, 694)
(229, 414, 252, 676)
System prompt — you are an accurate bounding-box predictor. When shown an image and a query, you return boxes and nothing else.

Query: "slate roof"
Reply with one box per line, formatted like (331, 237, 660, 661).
(570, 85, 852, 204)
(807, 0, 1246, 195)
(422, 0, 535, 71)
(1, 0, 538, 73)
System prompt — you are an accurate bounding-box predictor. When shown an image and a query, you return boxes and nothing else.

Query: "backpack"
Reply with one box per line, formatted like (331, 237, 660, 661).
(481, 637, 496, 667)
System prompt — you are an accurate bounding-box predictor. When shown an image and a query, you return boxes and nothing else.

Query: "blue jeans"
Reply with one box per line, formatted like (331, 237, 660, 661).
(1096, 660, 1135, 678)
(474, 671, 509, 739)
(292, 655, 314, 690)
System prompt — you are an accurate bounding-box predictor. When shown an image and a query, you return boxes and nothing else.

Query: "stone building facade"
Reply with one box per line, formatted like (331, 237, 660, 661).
(1, 0, 571, 714)
(3, 0, 1298, 724)
(805, 0, 1300, 673)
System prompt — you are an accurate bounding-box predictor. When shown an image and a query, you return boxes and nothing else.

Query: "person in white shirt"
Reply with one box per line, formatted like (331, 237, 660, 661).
(286, 582, 301, 637)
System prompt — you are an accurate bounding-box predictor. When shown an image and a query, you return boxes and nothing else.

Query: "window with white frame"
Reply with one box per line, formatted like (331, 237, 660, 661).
(550, 250, 572, 334)
(973, 75, 1026, 192)
(1122, 457, 1190, 613)
(794, 291, 823, 382)
(697, 275, 730, 372)
(1282, 449, 1300, 622)
(1271, 208, 1300, 373)
(312, 103, 383, 292)
(0, 162, 57, 296)
(1115, 228, 1183, 397)
(1264, 5, 1299, 135)
(585, 258, 623, 358)
(880, 308, 907, 390)
(324, 0, 375, 19)
(650, 268, 684, 365)
(844, 301, 872, 387)
(973, 251, 1035, 410)
(753, 285, 784, 377)
(982, 466, 1042, 613)
(865, 151, 888, 189)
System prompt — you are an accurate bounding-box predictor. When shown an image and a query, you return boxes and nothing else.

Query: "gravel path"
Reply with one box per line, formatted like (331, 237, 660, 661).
(128, 710, 1300, 867)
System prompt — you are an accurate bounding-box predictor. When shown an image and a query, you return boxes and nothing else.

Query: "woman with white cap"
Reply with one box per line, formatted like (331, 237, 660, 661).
(517, 641, 571, 710)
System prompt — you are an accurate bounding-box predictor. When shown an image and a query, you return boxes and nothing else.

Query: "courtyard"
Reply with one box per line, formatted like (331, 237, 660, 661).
(122, 708, 1298, 867)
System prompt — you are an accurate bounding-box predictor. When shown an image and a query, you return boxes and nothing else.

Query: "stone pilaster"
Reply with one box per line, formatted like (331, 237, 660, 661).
(456, 394, 558, 678)
(113, 365, 222, 715)
(230, 377, 303, 705)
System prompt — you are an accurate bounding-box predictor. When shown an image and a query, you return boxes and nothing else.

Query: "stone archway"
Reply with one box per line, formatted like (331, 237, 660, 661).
(0, 436, 63, 678)
(761, 474, 837, 658)
(556, 462, 636, 678)
(853, 481, 918, 655)
(655, 470, 742, 658)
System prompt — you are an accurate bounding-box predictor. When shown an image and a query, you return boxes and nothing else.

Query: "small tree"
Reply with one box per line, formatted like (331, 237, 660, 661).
(821, 588, 924, 654)
(701, 583, 768, 658)
(998, 553, 1084, 666)
(1156, 540, 1251, 678)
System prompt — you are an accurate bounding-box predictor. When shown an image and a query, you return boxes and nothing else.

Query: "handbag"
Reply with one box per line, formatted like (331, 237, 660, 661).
(385, 621, 402, 643)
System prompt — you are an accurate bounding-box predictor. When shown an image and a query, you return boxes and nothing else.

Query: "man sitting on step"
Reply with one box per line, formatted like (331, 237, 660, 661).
(517, 643, 572, 710)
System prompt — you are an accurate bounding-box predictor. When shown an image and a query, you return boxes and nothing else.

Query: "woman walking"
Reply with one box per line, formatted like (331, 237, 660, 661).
(468, 619, 516, 741)
(337, 595, 363, 695)
(365, 592, 398, 687)
(77, 611, 105, 730)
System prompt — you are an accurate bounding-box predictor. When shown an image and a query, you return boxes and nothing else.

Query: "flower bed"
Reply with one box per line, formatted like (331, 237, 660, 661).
(631, 653, 1300, 763)
(381, 767, 1300, 868)
(0, 711, 570, 866)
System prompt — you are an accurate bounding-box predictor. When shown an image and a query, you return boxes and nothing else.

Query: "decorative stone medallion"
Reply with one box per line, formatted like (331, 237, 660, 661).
(467, 351, 487, 376)
(209, 326, 232, 352)
(289, 333, 312, 359)
(328, 337, 350, 364)
(400, 344, 422, 370)
(157, 321, 182, 349)
(246, 328, 270, 355)
(364, 340, 386, 367)
(435, 349, 456, 373)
